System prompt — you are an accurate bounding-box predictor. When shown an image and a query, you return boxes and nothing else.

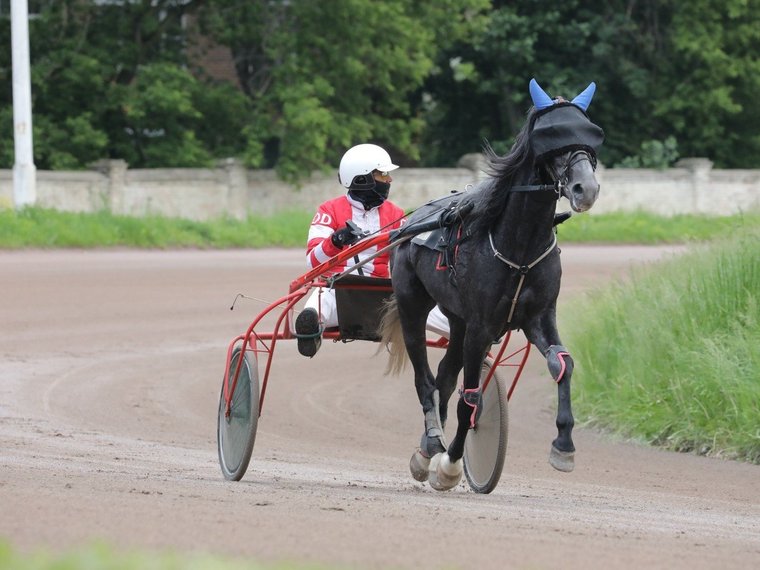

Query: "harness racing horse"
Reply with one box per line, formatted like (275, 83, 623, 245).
(381, 78, 604, 491)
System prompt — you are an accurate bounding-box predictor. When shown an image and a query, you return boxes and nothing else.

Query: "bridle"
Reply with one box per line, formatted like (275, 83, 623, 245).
(549, 149, 597, 198)
(511, 148, 597, 199)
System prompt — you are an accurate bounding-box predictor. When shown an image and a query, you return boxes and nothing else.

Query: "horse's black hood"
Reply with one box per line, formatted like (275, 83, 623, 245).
(530, 103, 604, 159)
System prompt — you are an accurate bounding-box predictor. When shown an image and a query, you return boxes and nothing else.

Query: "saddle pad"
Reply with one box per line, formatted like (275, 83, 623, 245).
(411, 228, 446, 251)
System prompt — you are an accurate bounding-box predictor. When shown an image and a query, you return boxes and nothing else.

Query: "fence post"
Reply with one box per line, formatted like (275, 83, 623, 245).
(11, 0, 36, 209)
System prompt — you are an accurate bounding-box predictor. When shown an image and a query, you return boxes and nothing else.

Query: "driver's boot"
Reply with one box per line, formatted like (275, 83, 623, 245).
(295, 308, 322, 357)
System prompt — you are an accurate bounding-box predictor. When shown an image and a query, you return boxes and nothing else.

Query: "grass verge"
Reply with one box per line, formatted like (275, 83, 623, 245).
(554, 210, 760, 244)
(0, 207, 312, 248)
(1, 207, 758, 248)
(563, 226, 760, 463)
(0, 542, 331, 570)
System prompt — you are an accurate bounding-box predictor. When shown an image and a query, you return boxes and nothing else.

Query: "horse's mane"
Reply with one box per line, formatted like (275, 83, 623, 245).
(467, 106, 540, 235)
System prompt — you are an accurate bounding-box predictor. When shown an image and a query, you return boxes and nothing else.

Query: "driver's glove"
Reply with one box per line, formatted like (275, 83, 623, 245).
(330, 226, 361, 249)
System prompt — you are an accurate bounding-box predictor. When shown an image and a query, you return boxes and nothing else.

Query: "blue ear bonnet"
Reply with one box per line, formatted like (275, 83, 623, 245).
(529, 78, 596, 111)
(528, 79, 605, 159)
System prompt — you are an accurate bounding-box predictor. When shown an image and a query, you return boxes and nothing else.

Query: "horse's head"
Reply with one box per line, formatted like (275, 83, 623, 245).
(545, 147, 599, 213)
(529, 79, 604, 212)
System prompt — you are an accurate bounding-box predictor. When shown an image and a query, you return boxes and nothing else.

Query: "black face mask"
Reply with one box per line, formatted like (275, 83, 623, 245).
(349, 180, 390, 210)
(530, 103, 604, 159)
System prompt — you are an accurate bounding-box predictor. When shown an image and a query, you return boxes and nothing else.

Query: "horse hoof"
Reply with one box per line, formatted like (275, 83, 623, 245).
(428, 453, 462, 491)
(410, 449, 430, 482)
(549, 445, 575, 472)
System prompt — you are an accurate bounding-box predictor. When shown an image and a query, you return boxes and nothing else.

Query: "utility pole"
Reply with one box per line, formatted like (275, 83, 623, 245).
(11, 0, 36, 208)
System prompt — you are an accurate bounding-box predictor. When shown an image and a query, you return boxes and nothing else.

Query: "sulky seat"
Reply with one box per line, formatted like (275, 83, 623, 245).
(333, 274, 393, 341)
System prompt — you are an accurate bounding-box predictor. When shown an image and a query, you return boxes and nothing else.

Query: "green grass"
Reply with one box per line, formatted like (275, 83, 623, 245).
(0, 542, 332, 570)
(555, 210, 760, 244)
(1, 206, 758, 248)
(563, 226, 760, 463)
(0, 207, 312, 249)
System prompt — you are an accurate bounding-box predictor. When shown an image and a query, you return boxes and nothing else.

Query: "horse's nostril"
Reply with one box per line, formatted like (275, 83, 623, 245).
(572, 183, 585, 196)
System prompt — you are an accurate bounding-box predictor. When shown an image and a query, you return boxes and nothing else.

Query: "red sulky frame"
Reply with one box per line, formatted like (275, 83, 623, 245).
(221, 231, 531, 421)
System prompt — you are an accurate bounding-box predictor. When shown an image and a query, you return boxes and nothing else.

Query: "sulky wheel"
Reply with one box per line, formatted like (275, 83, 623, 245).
(217, 346, 259, 481)
(463, 360, 508, 494)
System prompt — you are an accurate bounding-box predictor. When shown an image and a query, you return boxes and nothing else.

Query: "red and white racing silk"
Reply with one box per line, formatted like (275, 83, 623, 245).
(306, 194, 405, 277)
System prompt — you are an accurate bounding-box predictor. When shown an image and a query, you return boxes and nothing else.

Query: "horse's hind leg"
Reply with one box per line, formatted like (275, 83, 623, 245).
(392, 258, 443, 477)
(399, 308, 443, 460)
(408, 311, 465, 484)
(400, 308, 445, 482)
(525, 312, 576, 472)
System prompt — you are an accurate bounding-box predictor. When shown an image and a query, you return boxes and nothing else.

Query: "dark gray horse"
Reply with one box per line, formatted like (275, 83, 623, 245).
(380, 78, 604, 490)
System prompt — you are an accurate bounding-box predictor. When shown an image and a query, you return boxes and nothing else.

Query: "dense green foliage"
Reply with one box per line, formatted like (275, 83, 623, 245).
(564, 226, 760, 463)
(196, 0, 489, 179)
(1, 207, 757, 249)
(0, 1, 253, 170)
(1, 1, 759, 177)
(424, 0, 760, 168)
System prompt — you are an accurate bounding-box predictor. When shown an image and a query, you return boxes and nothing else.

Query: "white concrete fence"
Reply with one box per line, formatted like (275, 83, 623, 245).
(1, 156, 758, 220)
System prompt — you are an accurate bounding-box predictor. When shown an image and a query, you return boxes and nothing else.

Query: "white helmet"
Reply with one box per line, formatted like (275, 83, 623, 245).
(338, 143, 399, 189)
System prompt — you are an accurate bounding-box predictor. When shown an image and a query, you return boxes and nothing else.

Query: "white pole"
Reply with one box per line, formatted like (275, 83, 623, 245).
(11, 0, 36, 208)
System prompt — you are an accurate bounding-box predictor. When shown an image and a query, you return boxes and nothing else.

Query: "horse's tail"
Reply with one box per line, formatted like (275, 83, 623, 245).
(377, 295, 409, 375)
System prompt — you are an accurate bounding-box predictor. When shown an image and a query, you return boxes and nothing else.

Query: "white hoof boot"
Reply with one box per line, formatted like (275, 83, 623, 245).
(428, 453, 463, 491)
(410, 448, 431, 482)
(549, 445, 575, 472)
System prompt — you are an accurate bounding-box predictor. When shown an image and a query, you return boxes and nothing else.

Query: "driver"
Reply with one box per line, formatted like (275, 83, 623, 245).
(295, 143, 449, 357)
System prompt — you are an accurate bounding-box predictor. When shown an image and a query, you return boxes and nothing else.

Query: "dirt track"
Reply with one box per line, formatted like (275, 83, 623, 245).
(1, 246, 758, 570)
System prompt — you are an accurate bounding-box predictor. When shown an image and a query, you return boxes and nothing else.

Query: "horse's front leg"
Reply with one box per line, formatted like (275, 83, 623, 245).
(546, 344, 575, 471)
(434, 315, 466, 428)
(525, 313, 576, 472)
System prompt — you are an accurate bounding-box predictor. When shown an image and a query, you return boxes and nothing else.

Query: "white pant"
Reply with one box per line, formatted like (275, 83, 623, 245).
(303, 287, 450, 338)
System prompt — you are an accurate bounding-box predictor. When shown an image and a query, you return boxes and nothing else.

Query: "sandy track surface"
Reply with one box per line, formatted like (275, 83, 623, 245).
(1, 246, 758, 569)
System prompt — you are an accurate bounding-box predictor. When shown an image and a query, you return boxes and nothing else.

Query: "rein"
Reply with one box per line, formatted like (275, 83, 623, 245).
(509, 182, 560, 193)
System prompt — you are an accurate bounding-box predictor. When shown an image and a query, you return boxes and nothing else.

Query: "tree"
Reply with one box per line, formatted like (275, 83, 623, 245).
(0, 0, 252, 169)
(418, 0, 664, 167)
(654, 0, 760, 167)
(419, 0, 760, 169)
(198, 0, 490, 179)
(2, 1, 758, 174)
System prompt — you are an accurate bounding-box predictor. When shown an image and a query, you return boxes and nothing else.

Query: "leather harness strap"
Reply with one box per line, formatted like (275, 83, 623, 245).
(488, 232, 558, 324)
